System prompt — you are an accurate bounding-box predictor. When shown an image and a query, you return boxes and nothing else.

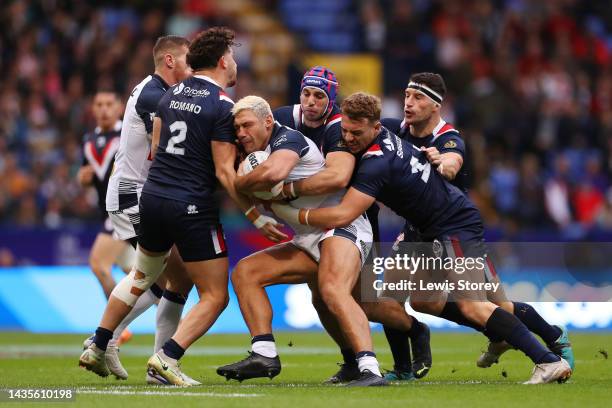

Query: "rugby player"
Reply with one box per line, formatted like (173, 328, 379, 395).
(216, 95, 383, 386)
(79, 35, 195, 383)
(380, 72, 573, 372)
(77, 91, 135, 344)
(273, 92, 572, 384)
(274, 67, 429, 383)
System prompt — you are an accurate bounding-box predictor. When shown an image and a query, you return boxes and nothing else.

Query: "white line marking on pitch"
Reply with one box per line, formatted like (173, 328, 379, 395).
(77, 389, 260, 397)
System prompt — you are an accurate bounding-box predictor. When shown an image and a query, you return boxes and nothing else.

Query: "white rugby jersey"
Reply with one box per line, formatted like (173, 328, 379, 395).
(265, 123, 344, 234)
(106, 74, 170, 211)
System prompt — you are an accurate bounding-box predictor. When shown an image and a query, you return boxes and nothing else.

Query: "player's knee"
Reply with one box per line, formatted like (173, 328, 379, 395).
(318, 281, 345, 311)
(204, 290, 230, 314)
(112, 249, 169, 307)
(410, 299, 436, 314)
(231, 260, 257, 287)
(456, 301, 480, 322)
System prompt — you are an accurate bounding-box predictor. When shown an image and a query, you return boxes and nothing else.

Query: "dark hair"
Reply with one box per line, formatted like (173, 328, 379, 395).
(341, 92, 381, 123)
(187, 27, 236, 71)
(153, 35, 190, 67)
(408, 72, 446, 99)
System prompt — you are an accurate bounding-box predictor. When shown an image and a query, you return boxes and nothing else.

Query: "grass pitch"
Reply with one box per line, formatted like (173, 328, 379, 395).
(0, 331, 610, 407)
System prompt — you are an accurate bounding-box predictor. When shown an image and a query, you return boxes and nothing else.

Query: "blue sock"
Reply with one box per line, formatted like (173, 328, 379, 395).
(383, 325, 412, 371)
(93, 327, 113, 351)
(439, 302, 504, 342)
(251, 333, 275, 343)
(513, 302, 562, 345)
(341, 348, 357, 367)
(162, 338, 185, 360)
(486, 307, 559, 364)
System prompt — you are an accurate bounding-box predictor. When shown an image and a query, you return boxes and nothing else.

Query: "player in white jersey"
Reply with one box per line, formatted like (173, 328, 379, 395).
(80, 36, 196, 384)
(215, 96, 382, 386)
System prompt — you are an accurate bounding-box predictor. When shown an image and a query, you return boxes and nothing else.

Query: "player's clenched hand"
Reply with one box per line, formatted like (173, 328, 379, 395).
(77, 165, 94, 186)
(421, 147, 442, 166)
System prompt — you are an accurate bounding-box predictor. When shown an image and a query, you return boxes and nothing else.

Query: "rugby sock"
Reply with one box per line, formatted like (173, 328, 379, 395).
(513, 302, 562, 345)
(341, 348, 357, 367)
(149, 283, 163, 299)
(406, 317, 424, 339)
(383, 325, 412, 371)
(251, 333, 278, 358)
(485, 307, 559, 364)
(154, 290, 187, 352)
(356, 351, 381, 377)
(162, 338, 185, 360)
(439, 302, 504, 342)
(93, 327, 113, 351)
(111, 287, 159, 342)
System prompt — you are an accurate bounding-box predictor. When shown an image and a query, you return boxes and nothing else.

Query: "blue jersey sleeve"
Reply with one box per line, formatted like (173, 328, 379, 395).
(212, 100, 236, 143)
(272, 106, 295, 128)
(321, 123, 350, 155)
(350, 155, 389, 198)
(380, 118, 402, 135)
(136, 87, 163, 134)
(270, 130, 310, 157)
(433, 133, 465, 157)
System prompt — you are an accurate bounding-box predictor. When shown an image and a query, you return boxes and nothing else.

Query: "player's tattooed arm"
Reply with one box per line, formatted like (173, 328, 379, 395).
(150, 117, 162, 159)
(421, 147, 463, 180)
(288, 151, 355, 198)
(214, 141, 288, 242)
(235, 150, 299, 193)
(272, 187, 375, 229)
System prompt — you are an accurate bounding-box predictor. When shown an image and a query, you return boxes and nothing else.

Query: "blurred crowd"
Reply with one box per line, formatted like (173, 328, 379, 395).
(360, 0, 612, 235)
(1, 0, 611, 239)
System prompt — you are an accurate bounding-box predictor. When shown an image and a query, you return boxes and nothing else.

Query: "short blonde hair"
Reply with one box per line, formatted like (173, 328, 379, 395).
(231, 95, 272, 119)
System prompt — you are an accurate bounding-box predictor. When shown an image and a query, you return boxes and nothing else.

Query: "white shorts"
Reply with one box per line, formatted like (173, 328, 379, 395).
(108, 204, 140, 241)
(292, 214, 372, 265)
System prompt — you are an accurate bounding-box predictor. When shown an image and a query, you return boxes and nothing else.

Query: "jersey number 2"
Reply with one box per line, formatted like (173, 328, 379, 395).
(167, 121, 187, 155)
(410, 156, 431, 183)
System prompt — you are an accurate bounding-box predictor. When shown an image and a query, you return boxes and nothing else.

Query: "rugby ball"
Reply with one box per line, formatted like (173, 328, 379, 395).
(240, 151, 283, 200)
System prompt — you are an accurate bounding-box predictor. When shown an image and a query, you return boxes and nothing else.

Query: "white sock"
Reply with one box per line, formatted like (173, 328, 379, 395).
(252, 341, 277, 358)
(154, 293, 185, 352)
(357, 355, 381, 377)
(112, 289, 159, 341)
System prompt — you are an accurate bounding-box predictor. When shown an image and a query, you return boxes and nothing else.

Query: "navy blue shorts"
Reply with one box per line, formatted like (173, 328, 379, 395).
(138, 193, 227, 262)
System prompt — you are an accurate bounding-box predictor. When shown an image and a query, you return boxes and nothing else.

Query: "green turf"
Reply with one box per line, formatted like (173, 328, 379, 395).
(0, 331, 609, 407)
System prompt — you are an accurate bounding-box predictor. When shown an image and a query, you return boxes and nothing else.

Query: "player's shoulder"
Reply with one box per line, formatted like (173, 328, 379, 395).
(432, 122, 463, 150)
(136, 74, 170, 111)
(273, 122, 306, 143)
(82, 130, 95, 144)
(381, 117, 403, 134)
(323, 105, 342, 130)
(273, 104, 299, 127)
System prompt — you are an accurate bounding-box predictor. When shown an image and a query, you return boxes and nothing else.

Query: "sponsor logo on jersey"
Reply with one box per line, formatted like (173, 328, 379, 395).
(173, 82, 185, 95)
(173, 82, 210, 98)
(273, 135, 287, 147)
(382, 136, 395, 152)
(187, 204, 199, 214)
(444, 140, 457, 149)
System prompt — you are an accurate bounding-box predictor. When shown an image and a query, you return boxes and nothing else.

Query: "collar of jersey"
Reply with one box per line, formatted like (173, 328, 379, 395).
(194, 75, 222, 88)
(152, 73, 170, 90)
(400, 117, 447, 140)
